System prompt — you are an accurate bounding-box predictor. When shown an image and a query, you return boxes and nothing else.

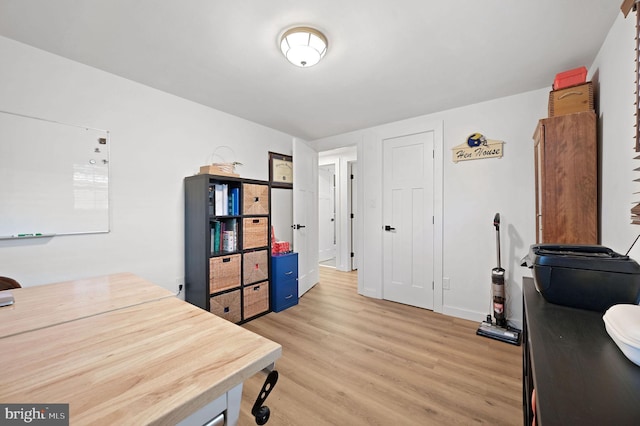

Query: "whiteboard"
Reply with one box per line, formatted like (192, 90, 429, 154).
(0, 111, 109, 239)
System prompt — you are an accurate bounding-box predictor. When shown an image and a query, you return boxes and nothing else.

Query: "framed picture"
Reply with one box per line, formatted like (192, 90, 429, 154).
(269, 152, 293, 188)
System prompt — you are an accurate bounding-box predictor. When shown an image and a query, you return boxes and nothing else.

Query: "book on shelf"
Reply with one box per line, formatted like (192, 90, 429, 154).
(211, 220, 221, 252)
(211, 218, 238, 253)
(222, 184, 228, 215)
(222, 230, 236, 252)
(224, 218, 238, 252)
(214, 185, 224, 216)
(208, 186, 214, 215)
(213, 184, 240, 216)
(229, 187, 240, 216)
(213, 184, 229, 216)
(209, 222, 216, 253)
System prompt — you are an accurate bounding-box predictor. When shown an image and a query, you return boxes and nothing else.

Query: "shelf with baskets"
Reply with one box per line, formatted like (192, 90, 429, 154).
(185, 174, 271, 323)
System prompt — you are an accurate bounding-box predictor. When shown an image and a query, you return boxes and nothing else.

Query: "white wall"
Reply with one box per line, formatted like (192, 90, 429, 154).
(0, 36, 293, 291)
(439, 92, 547, 325)
(315, 89, 549, 327)
(271, 188, 293, 245)
(591, 14, 639, 256)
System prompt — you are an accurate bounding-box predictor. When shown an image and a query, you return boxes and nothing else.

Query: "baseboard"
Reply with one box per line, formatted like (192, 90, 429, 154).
(442, 305, 487, 322)
(442, 305, 522, 330)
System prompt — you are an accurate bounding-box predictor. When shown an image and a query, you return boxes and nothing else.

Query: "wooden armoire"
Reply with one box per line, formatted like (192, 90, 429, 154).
(532, 110, 598, 244)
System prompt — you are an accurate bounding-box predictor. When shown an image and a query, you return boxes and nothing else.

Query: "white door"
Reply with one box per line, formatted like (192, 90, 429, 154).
(293, 139, 319, 296)
(382, 131, 434, 309)
(318, 164, 335, 262)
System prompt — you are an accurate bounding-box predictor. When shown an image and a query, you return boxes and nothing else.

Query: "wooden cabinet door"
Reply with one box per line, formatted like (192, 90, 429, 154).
(534, 111, 598, 244)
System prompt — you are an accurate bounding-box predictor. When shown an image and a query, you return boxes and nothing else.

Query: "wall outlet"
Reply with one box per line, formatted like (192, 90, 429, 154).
(176, 277, 184, 289)
(175, 277, 185, 297)
(443, 277, 450, 290)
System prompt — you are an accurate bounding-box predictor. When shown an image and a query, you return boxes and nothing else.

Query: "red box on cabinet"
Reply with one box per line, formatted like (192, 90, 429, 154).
(553, 66, 587, 90)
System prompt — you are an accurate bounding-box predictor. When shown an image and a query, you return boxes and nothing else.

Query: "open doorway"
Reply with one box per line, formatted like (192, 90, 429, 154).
(318, 147, 357, 272)
(319, 163, 336, 267)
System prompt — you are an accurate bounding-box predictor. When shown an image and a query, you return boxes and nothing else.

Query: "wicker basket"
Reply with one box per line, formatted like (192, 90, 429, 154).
(243, 183, 269, 215)
(243, 249, 269, 285)
(210, 290, 241, 323)
(243, 282, 269, 319)
(209, 254, 241, 293)
(243, 218, 269, 249)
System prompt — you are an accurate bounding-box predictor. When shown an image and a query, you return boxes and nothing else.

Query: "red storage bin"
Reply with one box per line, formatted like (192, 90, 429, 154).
(272, 241, 290, 254)
(553, 66, 587, 90)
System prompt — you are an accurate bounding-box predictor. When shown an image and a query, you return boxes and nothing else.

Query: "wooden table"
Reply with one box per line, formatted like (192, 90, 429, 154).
(0, 272, 174, 338)
(0, 273, 281, 425)
(522, 277, 640, 425)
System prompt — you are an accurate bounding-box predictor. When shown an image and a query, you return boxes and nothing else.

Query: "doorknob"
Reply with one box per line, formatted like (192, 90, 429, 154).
(292, 224, 306, 229)
(384, 225, 396, 231)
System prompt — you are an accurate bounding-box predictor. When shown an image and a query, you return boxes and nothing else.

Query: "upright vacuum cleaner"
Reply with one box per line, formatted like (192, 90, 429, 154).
(476, 213, 522, 345)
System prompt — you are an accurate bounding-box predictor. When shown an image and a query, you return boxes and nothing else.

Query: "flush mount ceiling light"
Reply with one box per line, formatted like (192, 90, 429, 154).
(280, 26, 328, 67)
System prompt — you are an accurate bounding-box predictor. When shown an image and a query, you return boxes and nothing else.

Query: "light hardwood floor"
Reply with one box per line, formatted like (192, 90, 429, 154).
(240, 268, 522, 425)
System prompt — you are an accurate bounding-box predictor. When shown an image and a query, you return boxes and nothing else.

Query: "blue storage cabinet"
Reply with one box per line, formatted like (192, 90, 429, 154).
(271, 252, 298, 312)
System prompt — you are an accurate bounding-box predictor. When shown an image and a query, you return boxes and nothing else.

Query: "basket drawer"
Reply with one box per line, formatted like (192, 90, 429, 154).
(243, 217, 269, 249)
(243, 183, 269, 215)
(209, 254, 241, 293)
(548, 82, 593, 117)
(243, 249, 269, 285)
(210, 289, 241, 323)
(243, 281, 269, 319)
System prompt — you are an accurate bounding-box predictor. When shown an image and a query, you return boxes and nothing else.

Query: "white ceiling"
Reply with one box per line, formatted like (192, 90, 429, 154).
(0, 0, 620, 141)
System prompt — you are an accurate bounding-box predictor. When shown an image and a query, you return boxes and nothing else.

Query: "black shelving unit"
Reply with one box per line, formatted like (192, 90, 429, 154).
(185, 173, 271, 323)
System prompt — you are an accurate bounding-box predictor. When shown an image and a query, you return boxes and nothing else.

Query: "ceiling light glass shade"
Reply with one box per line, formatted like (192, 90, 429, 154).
(280, 27, 328, 67)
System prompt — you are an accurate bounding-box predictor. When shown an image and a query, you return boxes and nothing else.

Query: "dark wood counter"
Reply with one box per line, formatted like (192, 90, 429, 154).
(523, 277, 640, 425)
